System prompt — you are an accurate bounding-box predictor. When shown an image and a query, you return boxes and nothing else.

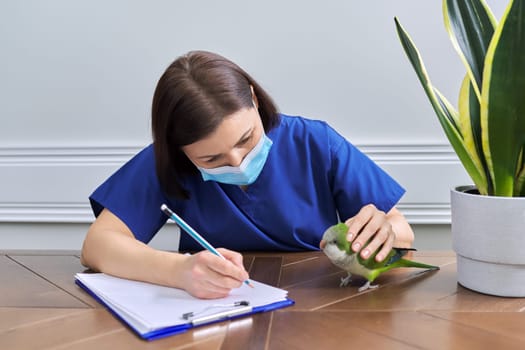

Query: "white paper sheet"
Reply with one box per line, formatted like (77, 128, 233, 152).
(75, 273, 289, 334)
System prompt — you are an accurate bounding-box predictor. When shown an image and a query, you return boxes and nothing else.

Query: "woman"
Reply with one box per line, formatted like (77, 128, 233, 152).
(81, 50, 414, 299)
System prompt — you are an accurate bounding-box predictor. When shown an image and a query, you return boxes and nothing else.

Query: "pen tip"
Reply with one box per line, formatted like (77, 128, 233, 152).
(161, 204, 167, 211)
(245, 280, 255, 288)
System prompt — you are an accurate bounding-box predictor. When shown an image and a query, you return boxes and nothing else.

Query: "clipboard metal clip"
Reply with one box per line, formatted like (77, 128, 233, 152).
(189, 305, 253, 326)
(181, 300, 250, 321)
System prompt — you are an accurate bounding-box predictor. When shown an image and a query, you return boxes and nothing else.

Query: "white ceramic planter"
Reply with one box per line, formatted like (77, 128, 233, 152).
(451, 185, 525, 297)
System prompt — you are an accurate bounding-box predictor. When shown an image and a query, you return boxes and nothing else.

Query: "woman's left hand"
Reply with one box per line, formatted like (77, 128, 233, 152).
(344, 204, 396, 262)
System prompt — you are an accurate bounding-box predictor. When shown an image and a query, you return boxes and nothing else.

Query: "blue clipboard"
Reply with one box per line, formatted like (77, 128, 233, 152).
(75, 277, 294, 341)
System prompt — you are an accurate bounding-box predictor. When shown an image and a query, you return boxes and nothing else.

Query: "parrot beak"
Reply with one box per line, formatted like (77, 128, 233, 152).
(319, 239, 326, 249)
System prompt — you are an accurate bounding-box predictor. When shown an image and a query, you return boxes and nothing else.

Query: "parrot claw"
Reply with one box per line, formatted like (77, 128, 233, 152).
(340, 274, 352, 287)
(357, 281, 379, 292)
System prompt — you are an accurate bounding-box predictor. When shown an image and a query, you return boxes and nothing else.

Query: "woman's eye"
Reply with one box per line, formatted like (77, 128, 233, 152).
(239, 136, 251, 145)
(205, 156, 220, 164)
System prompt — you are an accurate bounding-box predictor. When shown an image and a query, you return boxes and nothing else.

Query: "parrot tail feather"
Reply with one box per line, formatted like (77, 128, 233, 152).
(396, 259, 440, 270)
(367, 259, 439, 282)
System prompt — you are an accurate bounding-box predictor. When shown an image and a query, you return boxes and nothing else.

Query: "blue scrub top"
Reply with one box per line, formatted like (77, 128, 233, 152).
(90, 114, 405, 252)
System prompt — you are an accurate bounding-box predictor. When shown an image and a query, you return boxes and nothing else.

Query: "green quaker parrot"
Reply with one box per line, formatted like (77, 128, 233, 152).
(319, 223, 439, 292)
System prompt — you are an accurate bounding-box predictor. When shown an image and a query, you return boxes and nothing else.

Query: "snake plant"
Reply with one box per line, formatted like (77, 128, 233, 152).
(395, 0, 525, 197)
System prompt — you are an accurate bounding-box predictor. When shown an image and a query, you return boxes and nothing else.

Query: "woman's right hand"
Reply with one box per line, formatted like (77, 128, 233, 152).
(179, 248, 250, 299)
(81, 209, 250, 300)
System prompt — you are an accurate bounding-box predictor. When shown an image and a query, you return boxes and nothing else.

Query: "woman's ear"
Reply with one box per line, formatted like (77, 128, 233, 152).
(250, 85, 259, 109)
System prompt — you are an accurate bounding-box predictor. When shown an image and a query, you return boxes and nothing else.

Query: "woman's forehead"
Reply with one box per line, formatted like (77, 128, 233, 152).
(183, 108, 261, 156)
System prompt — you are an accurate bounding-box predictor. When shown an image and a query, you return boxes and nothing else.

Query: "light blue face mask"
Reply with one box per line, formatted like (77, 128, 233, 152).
(197, 134, 273, 186)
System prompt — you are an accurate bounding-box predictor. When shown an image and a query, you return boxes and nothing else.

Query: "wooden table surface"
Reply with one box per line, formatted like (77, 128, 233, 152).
(1, 250, 525, 349)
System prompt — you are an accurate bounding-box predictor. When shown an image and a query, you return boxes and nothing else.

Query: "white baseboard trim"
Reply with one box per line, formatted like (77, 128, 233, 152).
(0, 145, 141, 165)
(0, 143, 468, 224)
(0, 203, 453, 224)
(0, 202, 93, 223)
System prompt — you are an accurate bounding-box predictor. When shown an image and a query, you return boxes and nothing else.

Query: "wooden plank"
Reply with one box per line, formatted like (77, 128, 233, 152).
(424, 311, 525, 342)
(46, 321, 227, 350)
(281, 251, 325, 265)
(0, 255, 87, 308)
(0, 309, 124, 350)
(271, 310, 525, 349)
(9, 254, 100, 307)
(241, 255, 254, 272)
(340, 310, 525, 350)
(220, 314, 272, 350)
(0, 308, 84, 332)
(284, 271, 363, 311)
(247, 256, 282, 286)
(423, 285, 525, 311)
(280, 252, 342, 288)
(268, 311, 419, 349)
(243, 251, 322, 265)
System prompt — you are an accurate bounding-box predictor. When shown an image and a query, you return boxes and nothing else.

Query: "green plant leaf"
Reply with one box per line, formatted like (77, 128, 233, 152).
(394, 17, 488, 194)
(458, 75, 491, 193)
(481, 0, 525, 196)
(444, 0, 496, 194)
(443, 0, 497, 100)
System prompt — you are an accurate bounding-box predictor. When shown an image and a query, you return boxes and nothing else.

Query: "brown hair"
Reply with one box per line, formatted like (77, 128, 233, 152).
(152, 50, 279, 199)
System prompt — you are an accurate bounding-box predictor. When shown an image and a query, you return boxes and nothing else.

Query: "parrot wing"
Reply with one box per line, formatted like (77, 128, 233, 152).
(363, 251, 439, 283)
(356, 244, 414, 270)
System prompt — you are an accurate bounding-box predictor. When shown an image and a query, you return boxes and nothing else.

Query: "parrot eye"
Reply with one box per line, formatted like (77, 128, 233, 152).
(331, 239, 337, 245)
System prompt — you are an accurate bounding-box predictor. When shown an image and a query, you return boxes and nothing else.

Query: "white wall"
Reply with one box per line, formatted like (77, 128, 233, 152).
(0, 1, 506, 249)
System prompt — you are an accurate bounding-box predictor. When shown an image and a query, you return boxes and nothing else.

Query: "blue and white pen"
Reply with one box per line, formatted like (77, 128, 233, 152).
(160, 204, 254, 288)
